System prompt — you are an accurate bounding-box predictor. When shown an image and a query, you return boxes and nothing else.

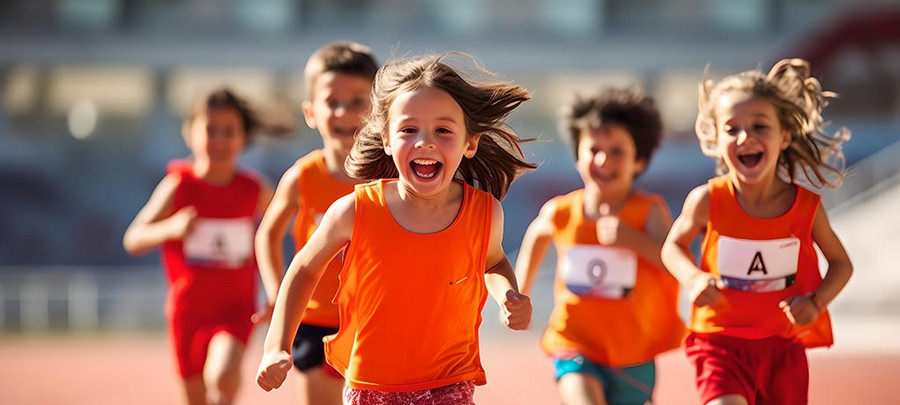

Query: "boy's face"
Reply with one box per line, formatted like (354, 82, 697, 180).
(575, 124, 645, 195)
(302, 71, 373, 157)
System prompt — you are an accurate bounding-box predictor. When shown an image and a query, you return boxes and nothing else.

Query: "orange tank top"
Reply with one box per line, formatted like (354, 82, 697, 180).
(291, 150, 356, 327)
(324, 179, 492, 391)
(541, 189, 686, 367)
(693, 176, 833, 348)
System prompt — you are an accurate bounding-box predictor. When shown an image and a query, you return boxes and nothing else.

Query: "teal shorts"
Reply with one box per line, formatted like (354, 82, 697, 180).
(554, 355, 655, 405)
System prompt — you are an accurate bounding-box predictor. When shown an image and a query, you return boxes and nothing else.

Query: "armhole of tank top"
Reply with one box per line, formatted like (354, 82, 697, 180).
(342, 186, 365, 276)
(798, 187, 820, 232)
(641, 193, 662, 232)
(706, 179, 724, 228)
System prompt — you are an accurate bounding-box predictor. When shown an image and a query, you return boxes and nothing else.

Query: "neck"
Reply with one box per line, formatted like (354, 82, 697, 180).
(730, 173, 787, 204)
(192, 158, 235, 185)
(582, 183, 628, 220)
(322, 148, 356, 184)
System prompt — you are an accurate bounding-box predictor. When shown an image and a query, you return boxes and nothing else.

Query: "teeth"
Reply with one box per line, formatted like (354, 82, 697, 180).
(413, 159, 437, 165)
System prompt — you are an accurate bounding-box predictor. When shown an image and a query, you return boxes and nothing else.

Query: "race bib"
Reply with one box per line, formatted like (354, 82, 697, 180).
(183, 217, 254, 269)
(561, 245, 637, 299)
(717, 235, 800, 292)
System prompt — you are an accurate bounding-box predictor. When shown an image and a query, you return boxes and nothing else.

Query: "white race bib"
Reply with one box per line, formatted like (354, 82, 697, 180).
(561, 245, 637, 299)
(717, 235, 800, 292)
(183, 217, 254, 269)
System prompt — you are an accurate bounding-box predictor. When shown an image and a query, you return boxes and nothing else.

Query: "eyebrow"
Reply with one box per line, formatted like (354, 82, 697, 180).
(395, 116, 459, 124)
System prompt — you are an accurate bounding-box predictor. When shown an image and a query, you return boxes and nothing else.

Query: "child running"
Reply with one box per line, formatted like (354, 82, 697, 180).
(123, 88, 284, 405)
(256, 52, 536, 404)
(254, 41, 378, 405)
(515, 87, 685, 405)
(661, 59, 853, 405)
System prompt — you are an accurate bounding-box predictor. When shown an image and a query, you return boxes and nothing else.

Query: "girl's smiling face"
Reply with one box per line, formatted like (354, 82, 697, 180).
(384, 86, 479, 199)
(715, 91, 791, 186)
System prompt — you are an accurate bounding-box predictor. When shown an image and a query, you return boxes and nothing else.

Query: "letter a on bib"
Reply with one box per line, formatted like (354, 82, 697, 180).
(747, 251, 767, 276)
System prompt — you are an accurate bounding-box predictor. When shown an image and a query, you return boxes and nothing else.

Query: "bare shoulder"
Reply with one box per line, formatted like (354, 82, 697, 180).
(322, 192, 357, 239)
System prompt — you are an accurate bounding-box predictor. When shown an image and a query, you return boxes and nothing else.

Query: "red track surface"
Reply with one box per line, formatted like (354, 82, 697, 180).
(1, 332, 896, 404)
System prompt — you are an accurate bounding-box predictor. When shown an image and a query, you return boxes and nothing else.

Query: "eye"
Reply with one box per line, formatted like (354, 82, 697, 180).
(350, 99, 367, 109)
(436, 127, 452, 134)
(609, 147, 624, 158)
(753, 124, 769, 131)
(399, 127, 417, 134)
(724, 126, 740, 136)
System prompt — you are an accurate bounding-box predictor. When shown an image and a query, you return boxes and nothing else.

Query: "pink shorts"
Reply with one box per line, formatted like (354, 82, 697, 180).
(685, 332, 808, 405)
(342, 381, 476, 405)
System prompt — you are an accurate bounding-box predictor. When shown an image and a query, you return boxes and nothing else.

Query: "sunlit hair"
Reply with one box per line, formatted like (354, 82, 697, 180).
(304, 41, 379, 99)
(560, 87, 662, 176)
(696, 58, 851, 189)
(188, 88, 294, 143)
(346, 52, 537, 200)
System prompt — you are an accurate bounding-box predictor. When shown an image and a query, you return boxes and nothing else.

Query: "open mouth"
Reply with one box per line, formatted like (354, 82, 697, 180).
(410, 159, 442, 179)
(738, 152, 763, 168)
(332, 126, 358, 137)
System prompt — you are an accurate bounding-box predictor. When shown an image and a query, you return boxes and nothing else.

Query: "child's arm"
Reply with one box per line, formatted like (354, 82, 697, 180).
(256, 193, 355, 391)
(661, 185, 724, 308)
(780, 203, 853, 326)
(514, 202, 555, 295)
(253, 165, 302, 322)
(597, 200, 673, 269)
(484, 198, 532, 330)
(123, 174, 195, 256)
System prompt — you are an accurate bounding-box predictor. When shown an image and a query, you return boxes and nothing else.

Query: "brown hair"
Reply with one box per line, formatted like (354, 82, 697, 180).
(187, 88, 293, 143)
(345, 52, 537, 200)
(560, 87, 663, 174)
(304, 41, 379, 99)
(696, 58, 851, 188)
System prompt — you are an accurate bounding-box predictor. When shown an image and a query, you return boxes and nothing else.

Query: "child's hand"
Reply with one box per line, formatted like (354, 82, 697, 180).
(690, 274, 724, 308)
(779, 294, 822, 326)
(500, 290, 532, 330)
(251, 303, 274, 324)
(596, 204, 639, 248)
(167, 206, 198, 240)
(256, 350, 292, 391)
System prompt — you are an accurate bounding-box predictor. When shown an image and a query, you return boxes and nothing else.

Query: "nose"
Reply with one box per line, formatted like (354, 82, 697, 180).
(736, 130, 749, 145)
(333, 104, 347, 117)
(415, 131, 437, 150)
(593, 151, 607, 167)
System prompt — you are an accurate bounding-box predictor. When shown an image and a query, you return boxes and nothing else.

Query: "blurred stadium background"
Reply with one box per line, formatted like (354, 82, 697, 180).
(0, 0, 899, 403)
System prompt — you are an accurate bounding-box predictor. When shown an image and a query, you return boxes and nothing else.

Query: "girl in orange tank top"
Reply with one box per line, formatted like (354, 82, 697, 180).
(256, 52, 538, 404)
(662, 59, 853, 405)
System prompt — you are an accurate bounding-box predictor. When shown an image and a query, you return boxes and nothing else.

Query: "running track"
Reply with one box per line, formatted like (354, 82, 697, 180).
(1, 330, 897, 404)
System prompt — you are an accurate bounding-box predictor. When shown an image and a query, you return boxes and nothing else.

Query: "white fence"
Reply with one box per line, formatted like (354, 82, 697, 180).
(0, 266, 167, 332)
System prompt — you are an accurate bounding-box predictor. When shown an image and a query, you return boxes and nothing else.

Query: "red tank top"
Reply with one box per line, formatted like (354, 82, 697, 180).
(542, 189, 686, 366)
(694, 176, 833, 348)
(291, 150, 355, 327)
(324, 179, 492, 391)
(161, 160, 261, 317)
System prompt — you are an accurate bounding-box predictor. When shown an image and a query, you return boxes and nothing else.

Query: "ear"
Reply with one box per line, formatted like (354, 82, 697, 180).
(301, 100, 316, 130)
(181, 121, 192, 148)
(464, 133, 482, 159)
(383, 137, 392, 156)
(633, 157, 647, 176)
(780, 129, 791, 150)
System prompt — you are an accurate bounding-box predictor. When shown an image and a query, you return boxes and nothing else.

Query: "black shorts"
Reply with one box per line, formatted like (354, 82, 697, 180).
(291, 323, 339, 371)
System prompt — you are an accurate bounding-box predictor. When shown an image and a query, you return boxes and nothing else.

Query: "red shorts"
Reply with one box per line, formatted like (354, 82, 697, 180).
(168, 306, 254, 379)
(685, 332, 808, 405)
